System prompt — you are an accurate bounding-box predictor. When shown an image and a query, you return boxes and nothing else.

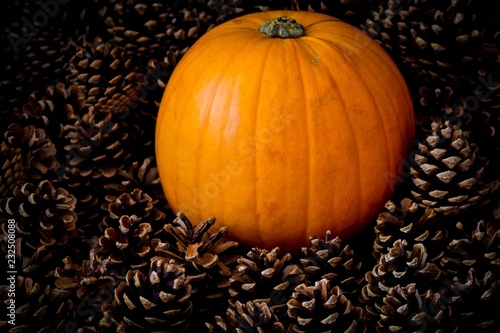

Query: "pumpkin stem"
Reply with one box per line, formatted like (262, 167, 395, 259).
(259, 16, 305, 38)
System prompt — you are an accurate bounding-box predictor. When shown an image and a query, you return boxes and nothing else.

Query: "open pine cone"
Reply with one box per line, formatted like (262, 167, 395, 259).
(229, 246, 306, 306)
(376, 283, 455, 333)
(410, 121, 490, 215)
(98, 188, 165, 270)
(68, 36, 142, 117)
(3, 123, 59, 182)
(155, 212, 238, 317)
(286, 278, 366, 333)
(54, 250, 117, 331)
(299, 231, 364, 296)
(0, 141, 25, 198)
(362, 0, 494, 85)
(373, 198, 449, 262)
(0, 180, 77, 272)
(360, 239, 443, 323)
(100, 257, 193, 332)
(206, 300, 286, 333)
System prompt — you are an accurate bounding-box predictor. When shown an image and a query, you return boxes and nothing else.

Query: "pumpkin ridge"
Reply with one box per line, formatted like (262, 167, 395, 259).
(194, 35, 255, 225)
(253, 40, 277, 248)
(358, 38, 414, 138)
(361, 39, 414, 158)
(291, 39, 312, 243)
(362, 41, 413, 139)
(339, 42, 394, 200)
(316, 39, 363, 233)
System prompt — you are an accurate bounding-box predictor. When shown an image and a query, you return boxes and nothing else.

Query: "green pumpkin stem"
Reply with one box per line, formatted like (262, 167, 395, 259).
(259, 16, 305, 38)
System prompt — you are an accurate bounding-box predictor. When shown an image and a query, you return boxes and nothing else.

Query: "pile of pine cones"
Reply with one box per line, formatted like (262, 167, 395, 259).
(1, 1, 499, 332)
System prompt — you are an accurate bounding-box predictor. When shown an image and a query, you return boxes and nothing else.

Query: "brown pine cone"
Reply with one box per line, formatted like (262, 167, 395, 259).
(286, 278, 366, 333)
(410, 121, 490, 215)
(440, 219, 499, 281)
(0, 141, 25, 198)
(98, 189, 166, 270)
(0, 180, 77, 272)
(0, 275, 75, 333)
(17, 82, 85, 142)
(3, 123, 59, 182)
(376, 283, 456, 333)
(360, 240, 443, 323)
(61, 101, 131, 180)
(299, 231, 364, 296)
(229, 246, 306, 306)
(103, 0, 216, 64)
(54, 250, 117, 330)
(206, 300, 286, 333)
(103, 157, 165, 205)
(68, 36, 142, 117)
(362, 0, 493, 85)
(99, 258, 193, 332)
(447, 268, 500, 332)
(373, 198, 449, 262)
(155, 212, 238, 317)
(415, 84, 470, 131)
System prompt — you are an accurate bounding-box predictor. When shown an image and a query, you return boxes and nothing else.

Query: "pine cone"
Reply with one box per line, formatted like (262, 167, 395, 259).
(68, 36, 142, 117)
(448, 268, 500, 332)
(103, 157, 165, 204)
(376, 283, 456, 333)
(286, 278, 366, 333)
(99, 257, 193, 332)
(440, 219, 499, 281)
(229, 246, 306, 306)
(206, 300, 286, 333)
(362, 0, 493, 85)
(299, 231, 364, 296)
(98, 189, 165, 270)
(415, 84, 470, 131)
(0, 141, 25, 198)
(17, 82, 85, 143)
(0, 275, 76, 333)
(410, 121, 490, 215)
(54, 250, 117, 330)
(103, 0, 216, 65)
(3, 123, 59, 182)
(373, 198, 449, 262)
(61, 107, 131, 179)
(155, 212, 238, 318)
(0, 180, 77, 272)
(360, 240, 443, 323)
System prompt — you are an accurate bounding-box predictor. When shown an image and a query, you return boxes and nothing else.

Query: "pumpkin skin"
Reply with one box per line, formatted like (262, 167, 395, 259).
(156, 10, 415, 253)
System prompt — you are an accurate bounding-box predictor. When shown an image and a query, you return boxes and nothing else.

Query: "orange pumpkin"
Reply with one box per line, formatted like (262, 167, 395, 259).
(156, 10, 415, 253)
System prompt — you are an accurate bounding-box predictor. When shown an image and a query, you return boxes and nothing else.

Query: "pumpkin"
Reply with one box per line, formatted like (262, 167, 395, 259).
(156, 10, 415, 253)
